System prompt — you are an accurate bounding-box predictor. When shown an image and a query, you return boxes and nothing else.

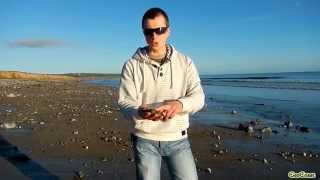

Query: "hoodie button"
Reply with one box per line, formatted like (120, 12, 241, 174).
(159, 72, 163, 77)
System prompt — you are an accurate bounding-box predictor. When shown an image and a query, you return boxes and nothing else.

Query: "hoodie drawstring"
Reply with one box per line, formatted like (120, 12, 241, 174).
(170, 60, 173, 89)
(142, 60, 146, 93)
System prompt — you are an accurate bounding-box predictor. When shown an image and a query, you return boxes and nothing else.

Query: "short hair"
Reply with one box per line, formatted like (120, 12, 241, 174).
(142, 7, 170, 28)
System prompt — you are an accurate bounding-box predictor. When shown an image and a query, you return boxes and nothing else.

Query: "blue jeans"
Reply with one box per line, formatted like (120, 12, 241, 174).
(131, 134, 198, 180)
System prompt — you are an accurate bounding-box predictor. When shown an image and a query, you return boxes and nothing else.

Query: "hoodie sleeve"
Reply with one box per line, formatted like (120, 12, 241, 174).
(118, 60, 140, 121)
(177, 57, 205, 115)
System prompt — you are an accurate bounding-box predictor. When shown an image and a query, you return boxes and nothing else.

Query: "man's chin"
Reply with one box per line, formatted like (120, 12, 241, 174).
(149, 44, 164, 51)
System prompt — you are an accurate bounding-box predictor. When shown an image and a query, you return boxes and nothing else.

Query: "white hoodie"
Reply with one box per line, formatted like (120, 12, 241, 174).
(118, 45, 205, 141)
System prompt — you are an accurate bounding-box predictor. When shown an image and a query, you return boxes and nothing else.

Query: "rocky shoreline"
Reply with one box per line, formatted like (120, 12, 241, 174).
(0, 79, 319, 179)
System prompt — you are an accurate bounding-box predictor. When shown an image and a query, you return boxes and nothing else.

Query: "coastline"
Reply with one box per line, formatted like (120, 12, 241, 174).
(0, 79, 319, 179)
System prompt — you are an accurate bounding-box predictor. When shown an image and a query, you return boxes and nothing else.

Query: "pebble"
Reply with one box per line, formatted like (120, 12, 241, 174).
(238, 123, 246, 131)
(101, 157, 108, 162)
(83, 146, 89, 150)
(218, 150, 224, 155)
(261, 127, 272, 133)
(97, 169, 103, 175)
(238, 123, 254, 133)
(39, 121, 45, 125)
(263, 158, 268, 164)
(74, 171, 85, 179)
(302, 152, 307, 157)
(300, 126, 310, 133)
(231, 110, 237, 114)
(111, 136, 117, 141)
(212, 130, 217, 136)
(247, 125, 254, 133)
(205, 168, 212, 174)
(249, 120, 258, 126)
(284, 121, 293, 128)
(0, 122, 17, 129)
(6, 93, 17, 98)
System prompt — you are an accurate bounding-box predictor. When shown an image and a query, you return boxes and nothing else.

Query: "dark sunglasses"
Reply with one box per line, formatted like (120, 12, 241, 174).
(143, 27, 168, 36)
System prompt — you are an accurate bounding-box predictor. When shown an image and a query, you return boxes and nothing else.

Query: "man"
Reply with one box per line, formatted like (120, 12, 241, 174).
(118, 7, 205, 180)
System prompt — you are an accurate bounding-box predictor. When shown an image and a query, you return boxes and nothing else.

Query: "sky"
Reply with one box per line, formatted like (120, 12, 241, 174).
(1, 0, 320, 75)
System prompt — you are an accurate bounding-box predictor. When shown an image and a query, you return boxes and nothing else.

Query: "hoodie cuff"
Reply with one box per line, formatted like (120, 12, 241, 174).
(177, 98, 191, 113)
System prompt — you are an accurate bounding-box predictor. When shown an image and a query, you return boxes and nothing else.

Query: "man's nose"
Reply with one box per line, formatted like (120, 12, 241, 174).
(149, 32, 159, 37)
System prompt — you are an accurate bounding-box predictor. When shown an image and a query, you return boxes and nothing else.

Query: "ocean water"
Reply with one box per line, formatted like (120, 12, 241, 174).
(88, 72, 320, 149)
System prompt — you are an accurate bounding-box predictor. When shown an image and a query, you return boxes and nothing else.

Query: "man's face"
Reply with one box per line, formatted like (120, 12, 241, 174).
(143, 15, 170, 51)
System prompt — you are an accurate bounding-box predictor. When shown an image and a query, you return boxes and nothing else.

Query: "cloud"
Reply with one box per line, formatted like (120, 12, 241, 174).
(8, 39, 67, 48)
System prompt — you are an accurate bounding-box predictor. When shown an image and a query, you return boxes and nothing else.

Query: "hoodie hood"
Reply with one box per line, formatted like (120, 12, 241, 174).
(131, 44, 174, 93)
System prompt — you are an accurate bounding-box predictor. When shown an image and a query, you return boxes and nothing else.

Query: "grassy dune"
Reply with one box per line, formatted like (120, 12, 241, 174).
(0, 71, 75, 81)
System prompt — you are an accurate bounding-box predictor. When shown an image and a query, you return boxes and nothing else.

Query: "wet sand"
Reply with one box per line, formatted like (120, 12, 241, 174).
(0, 79, 319, 179)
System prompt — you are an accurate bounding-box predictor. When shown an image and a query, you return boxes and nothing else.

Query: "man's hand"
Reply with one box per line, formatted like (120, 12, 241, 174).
(154, 100, 183, 121)
(138, 107, 164, 121)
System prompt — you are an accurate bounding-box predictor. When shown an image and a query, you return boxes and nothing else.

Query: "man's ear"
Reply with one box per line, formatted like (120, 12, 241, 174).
(167, 27, 171, 37)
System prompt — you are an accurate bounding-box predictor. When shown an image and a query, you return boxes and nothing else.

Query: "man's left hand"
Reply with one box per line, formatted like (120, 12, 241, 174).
(155, 100, 183, 121)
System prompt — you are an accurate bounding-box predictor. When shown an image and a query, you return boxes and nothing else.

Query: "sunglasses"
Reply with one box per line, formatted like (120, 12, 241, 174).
(143, 27, 168, 36)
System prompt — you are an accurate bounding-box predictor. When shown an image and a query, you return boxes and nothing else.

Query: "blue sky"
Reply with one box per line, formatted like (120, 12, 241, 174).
(1, 0, 319, 75)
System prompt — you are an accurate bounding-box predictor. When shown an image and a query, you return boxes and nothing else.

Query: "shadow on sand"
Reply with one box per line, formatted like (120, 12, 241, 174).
(0, 133, 59, 180)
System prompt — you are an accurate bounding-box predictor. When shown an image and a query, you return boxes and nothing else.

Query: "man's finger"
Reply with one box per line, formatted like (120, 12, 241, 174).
(166, 109, 175, 120)
(155, 105, 170, 112)
(160, 111, 167, 121)
(169, 111, 177, 119)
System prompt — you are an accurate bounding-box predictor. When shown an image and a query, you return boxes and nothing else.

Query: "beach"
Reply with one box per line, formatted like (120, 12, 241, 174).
(0, 79, 319, 180)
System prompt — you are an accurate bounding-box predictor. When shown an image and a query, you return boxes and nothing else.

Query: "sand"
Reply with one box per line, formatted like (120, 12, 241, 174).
(0, 79, 319, 180)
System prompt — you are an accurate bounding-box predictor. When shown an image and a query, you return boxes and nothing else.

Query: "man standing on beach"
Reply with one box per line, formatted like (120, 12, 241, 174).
(118, 7, 205, 180)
